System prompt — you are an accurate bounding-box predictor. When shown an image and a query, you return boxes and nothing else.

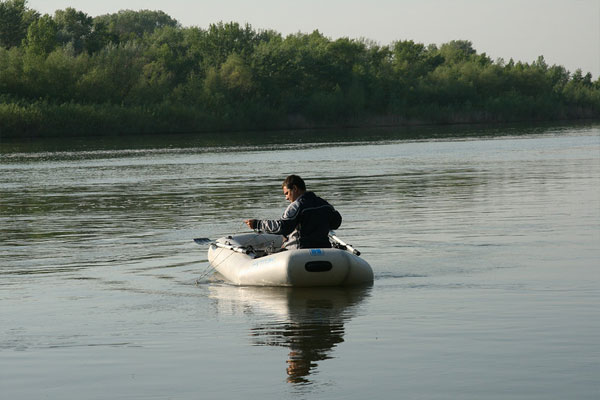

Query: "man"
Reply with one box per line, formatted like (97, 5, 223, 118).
(244, 175, 342, 249)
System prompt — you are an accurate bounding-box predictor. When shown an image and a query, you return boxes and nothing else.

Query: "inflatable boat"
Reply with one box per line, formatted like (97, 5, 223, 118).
(198, 232, 373, 287)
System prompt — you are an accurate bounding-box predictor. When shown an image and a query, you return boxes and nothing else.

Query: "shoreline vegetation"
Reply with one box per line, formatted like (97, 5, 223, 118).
(1, 1, 599, 139)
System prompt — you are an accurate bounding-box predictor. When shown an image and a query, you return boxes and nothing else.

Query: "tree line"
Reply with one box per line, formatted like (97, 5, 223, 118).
(1, 0, 599, 138)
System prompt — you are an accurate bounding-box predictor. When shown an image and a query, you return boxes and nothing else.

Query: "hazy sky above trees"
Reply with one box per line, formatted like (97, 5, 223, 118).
(26, 0, 600, 78)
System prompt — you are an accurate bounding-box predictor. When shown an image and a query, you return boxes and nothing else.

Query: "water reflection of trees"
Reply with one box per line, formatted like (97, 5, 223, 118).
(209, 285, 372, 384)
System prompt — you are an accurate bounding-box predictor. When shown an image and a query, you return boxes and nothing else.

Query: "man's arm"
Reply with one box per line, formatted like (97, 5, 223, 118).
(329, 209, 342, 230)
(251, 201, 301, 236)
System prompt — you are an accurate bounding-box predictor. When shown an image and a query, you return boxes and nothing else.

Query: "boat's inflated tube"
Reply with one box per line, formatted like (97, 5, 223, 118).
(207, 233, 373, 287)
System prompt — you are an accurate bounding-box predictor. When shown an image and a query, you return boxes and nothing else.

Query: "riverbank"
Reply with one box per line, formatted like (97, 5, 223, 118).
(2, 119, 598, 157)
(1, 99, 598, 139)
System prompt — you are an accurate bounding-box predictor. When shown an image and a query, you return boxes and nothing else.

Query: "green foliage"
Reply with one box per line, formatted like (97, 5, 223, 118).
(77, 42, 147, 104)
(1, 5, 599, 138)
(201, 22, 263, 67)
(94, 9, 179, 43)
(53, 8, 104, 55)
(439, 40, 477, 63)
(24, 14, 58, 56)
(0, 0, 39, 48)
(0, 46, 24, 94)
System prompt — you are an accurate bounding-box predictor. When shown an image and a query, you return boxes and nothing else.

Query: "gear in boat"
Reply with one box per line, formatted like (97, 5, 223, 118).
(213, 232, 361, 257)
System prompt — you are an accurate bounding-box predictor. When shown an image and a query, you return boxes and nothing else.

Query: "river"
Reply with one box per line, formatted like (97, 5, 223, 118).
(1, 123, 599, 399)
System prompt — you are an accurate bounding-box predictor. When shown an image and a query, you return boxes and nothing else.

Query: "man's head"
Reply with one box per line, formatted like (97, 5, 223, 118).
(282, 175, 306, 203)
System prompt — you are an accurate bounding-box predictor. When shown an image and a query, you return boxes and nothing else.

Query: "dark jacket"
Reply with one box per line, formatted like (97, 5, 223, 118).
(257, 191, 342, 248)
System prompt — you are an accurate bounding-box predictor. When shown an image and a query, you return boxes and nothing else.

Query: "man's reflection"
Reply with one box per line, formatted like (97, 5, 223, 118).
(248, 287, 371, 384)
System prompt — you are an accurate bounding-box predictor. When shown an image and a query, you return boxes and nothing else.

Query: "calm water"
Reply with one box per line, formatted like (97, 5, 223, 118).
(1, 124, 599, 399)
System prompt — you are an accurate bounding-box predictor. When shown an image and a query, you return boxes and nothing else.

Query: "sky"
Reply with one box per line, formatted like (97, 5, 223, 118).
(26, 0, 600, 78)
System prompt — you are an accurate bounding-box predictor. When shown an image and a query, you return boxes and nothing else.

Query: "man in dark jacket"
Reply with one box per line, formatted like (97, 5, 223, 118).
(244, 175, 342, 249)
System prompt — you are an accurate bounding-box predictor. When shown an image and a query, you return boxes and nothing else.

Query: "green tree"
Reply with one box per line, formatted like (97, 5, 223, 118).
(24, 14, 58, 56)
(143, 26, 188, 86)
(85, 20, 110, 54)
(200, 22, 261, 67)
(52, 8, 110, 54)
(219, 53, 253, 94)
(94, 9, 179, 43)
(439, 40, 477, 63)
(76, 42, 146, 104)
(54, 8, 94, 54)
(20, 44, 89, 102)
(359, 41, 393, 112)
(0, 46, 25, 97)
(0, 0, 38, 48)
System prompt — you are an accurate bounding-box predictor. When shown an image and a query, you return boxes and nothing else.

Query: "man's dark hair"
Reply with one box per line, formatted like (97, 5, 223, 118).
(282, 175, 306, 191)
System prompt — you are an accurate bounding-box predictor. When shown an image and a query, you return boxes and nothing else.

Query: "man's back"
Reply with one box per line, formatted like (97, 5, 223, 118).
(293, 192, 341, 248)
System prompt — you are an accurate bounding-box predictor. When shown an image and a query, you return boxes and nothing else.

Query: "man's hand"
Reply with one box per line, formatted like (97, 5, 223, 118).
(244, 219, 257, 230)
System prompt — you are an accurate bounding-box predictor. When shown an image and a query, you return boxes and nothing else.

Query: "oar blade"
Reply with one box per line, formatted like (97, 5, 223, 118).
(194, 238, 213, 245)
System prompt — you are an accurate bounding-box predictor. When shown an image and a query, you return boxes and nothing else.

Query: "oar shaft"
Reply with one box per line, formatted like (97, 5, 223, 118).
(212, 241, 251, 254)
(329, 234, 361, 256)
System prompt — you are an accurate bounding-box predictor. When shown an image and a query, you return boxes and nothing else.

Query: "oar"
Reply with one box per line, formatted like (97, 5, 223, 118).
(194, 237, 252, 254)
(329, 232, 361, 256)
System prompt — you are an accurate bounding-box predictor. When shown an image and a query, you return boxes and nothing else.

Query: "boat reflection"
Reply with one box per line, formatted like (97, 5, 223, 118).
(208, 285, 372, 384)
